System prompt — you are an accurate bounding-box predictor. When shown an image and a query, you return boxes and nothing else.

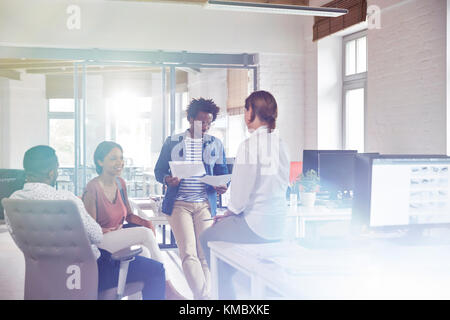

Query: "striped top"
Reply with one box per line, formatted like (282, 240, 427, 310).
(175, 135, 208, 202)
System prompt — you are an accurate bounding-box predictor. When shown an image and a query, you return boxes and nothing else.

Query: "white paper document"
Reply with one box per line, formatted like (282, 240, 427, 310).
(198, 174, 232, 187)
(169, 161, 206, 179)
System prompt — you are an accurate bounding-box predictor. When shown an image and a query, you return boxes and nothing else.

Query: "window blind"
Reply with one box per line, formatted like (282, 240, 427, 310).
(313, 0, 367, 41)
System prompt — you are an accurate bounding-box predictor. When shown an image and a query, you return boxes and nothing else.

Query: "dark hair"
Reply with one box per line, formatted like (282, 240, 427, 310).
(186, 98, 220, 122)
(23, 145, 59, 178)
(93, 141, 123, 175)
(245, 90, 278, 131)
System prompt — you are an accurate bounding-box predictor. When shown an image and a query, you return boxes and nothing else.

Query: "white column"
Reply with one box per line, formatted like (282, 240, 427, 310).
(317, 36, 343, 149)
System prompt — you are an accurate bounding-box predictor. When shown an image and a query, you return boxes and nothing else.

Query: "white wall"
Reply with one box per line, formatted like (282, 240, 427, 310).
(0, 78, 9, 168)
(0, 0, 304, 55)
(317, 36, 342, 149)
(1, 74, 48, 168)
(188, 69, 228, 116)
(366, 0, 447, 154)
(301, 0, 335, 154)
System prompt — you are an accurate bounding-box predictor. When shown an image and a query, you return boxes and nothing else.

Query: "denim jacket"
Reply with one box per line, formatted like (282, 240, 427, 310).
(154, 131, 228, 216)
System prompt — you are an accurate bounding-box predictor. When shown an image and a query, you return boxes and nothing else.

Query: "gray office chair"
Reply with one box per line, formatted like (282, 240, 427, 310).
(2, 199, 144, 300)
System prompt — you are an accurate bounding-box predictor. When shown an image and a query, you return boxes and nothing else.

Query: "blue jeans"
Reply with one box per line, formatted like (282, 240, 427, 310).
(97, 248, 166, 300)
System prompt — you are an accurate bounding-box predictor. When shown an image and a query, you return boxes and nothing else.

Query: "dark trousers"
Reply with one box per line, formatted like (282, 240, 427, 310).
(97, 248, 166, 300)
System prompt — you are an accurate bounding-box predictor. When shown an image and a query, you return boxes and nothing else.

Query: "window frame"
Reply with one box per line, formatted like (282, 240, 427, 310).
(343, 30, 368, 82)
(47, 99, 76, 168)
(342, 30, 368, 152)
(105, 96, 152, 142)
(342, 80, 367, 151)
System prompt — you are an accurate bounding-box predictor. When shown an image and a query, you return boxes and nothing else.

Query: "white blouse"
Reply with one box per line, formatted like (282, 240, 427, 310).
(227, 126, 290, 240)
(6, 183, 103, 259)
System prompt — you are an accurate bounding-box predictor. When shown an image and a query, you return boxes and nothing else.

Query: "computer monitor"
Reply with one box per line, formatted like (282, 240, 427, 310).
(352, 153, 381, 230)
(352, 154, 448, 231)
(365, 156, 450, 231)
(302, 150, 357, 175)
(318, 152, 358, 199)
(0, 169, 26, 220)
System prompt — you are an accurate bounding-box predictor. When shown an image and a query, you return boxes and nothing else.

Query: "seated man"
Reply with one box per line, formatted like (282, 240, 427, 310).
(5, 145, 165, 300)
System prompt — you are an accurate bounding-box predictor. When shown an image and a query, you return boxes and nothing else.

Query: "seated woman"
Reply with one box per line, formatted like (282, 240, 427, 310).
(82, 141, 186, 300)
(199, 91, 291, 299)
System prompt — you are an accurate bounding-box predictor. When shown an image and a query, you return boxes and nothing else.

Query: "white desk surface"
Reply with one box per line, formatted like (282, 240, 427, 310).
(287, 205, 352, 218)
(208, 239, 450, 299)
(129, 198, 228, 225)
(128, 198, 170, 225)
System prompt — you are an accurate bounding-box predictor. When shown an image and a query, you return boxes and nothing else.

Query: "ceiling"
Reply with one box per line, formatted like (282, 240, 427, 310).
(0, 0, 314, 79)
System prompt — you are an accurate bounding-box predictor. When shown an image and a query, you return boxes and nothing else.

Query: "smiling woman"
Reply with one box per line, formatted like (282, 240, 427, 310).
(82, 140, 187, 300)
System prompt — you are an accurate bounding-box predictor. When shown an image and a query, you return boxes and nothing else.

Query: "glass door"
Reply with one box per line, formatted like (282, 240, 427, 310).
(73, 62, 167, 197)
(170, 66, 256, 208)
(171, 66, 256, 158)
(73, 61, 256, 197)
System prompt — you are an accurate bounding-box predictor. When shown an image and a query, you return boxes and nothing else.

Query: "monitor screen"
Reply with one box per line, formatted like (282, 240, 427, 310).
(318, 152, 357, 198)
(369, 157, 450, 229)
(302, 150, 357, 175)
(0, 169, 26, 220)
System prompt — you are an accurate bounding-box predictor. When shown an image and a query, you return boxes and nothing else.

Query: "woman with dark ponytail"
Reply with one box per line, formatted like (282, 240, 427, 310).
(243, 90, 278, 132)
(200, 91, 291, 299)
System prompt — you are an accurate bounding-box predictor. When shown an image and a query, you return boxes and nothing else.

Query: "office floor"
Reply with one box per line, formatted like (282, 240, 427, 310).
(0, 222, 24, 299)
(0, 222, 194, 300)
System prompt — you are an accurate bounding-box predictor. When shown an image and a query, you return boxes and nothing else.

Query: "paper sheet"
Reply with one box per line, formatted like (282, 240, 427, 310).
(198, 174, 232, 187)
(169, 161, 206, 179)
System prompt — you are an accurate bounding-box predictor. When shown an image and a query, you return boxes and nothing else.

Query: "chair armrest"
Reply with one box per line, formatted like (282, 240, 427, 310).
(111, 245, 143, 262)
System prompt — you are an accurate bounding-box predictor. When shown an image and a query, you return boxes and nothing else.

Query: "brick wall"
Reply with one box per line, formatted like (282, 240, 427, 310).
(366, 0, 447, 154)
(302, 0, 447, 155)
(303, 18, 319, 151)
(258, 53, 304, 161)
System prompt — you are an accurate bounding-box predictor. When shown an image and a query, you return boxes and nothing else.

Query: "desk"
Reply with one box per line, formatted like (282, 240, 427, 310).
(209, 239, 450, 299)
(129, 198, 228, 249)
(287, 205, 352, 238)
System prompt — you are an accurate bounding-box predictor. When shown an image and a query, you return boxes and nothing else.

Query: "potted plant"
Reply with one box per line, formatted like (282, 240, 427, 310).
(296, 170, 320, 207)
